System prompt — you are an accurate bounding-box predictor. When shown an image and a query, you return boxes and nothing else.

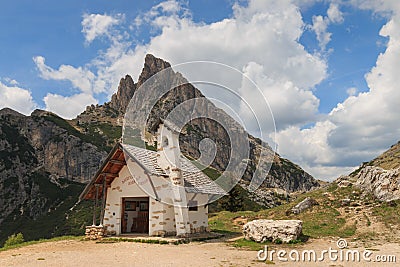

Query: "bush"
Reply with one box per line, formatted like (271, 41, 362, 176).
(4, 233, 24, 247)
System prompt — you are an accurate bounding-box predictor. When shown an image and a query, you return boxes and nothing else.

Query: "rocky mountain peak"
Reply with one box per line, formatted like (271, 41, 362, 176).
(30, 109, 56, 118)
(108, 54, 172, 114)
(138, 54, 172, 86)
(110, 75, 136, 114)
(0, 107, 25, 117)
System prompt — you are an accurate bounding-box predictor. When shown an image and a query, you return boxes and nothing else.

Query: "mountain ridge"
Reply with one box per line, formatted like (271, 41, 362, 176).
(368, 141, 400, 170)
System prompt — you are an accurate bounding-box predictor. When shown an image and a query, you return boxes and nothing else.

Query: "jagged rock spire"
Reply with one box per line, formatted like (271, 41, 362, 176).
(109, 54, 172, 114)
(110, 75, 136, 114)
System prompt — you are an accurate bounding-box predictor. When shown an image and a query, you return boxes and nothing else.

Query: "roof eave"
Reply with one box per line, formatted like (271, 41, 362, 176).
(78, 143, 122, 201)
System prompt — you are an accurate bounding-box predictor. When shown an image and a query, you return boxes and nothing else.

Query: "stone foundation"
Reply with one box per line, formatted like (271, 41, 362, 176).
(190, 225, 210, 234)
(85, 225, 107, 240)
(151, 226, 210, 237)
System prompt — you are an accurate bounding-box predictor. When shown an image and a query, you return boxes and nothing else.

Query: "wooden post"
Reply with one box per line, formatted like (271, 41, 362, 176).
(99, 175, 107, 226)
(92, 184, 100, 226)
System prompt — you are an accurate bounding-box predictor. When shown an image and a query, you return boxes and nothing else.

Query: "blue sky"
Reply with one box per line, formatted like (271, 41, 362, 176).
(1, 0, 399, 180)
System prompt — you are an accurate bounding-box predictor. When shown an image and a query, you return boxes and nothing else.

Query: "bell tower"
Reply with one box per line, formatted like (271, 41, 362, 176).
(156, 120, 191, 236)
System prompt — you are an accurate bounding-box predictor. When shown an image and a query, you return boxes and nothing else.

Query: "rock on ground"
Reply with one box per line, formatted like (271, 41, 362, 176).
(355, 166, 400, 201)
(243, 219, 302, 243)
(291, 197, 318, 214)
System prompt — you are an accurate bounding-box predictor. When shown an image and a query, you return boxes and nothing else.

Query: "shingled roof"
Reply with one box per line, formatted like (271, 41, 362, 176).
(122, 144, 226, 195)
(79, 143, 226, 200)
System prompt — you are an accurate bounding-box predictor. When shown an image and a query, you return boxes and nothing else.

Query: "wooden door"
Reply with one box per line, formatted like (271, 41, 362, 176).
(137, 211, 149, 233)
(121, 198, 127, 233)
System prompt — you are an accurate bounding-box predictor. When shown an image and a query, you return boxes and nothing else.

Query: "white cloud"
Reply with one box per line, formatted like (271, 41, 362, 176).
(327, 3, 344, 23)
(33, 56, 95, 94)
(349, 0, 400, 16)
(311, 15, 331, 50)
(43, 93, 97, 119)
(34, 0, 328, 124)
(82, 13, 122, 44)
(240, 62, 320, 130)
(274, 4, 400, 180)
(301, 165, 357, 182)
(293, 0, 323, 8)
(311, 3, 344, 50)
(0, 81, 36, 115)
(346, 87, 357, 96)
(275, 121, 336, 165)
(3, 77, 19, 86)
(139, 0, 327, 132)
(134, 0, 190, 28)
(34, 10, 144, 102)
(33, 12, 142, 119)
(155, 0, 182, 14)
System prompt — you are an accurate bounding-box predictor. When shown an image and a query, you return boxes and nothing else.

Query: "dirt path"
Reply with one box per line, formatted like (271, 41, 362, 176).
(0, 239, 399, 267)
(0, 240, 263, 267)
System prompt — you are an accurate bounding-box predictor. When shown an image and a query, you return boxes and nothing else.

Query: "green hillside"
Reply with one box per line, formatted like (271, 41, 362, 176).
(210, 183, 400, 245)
(0, 171, 95, 246)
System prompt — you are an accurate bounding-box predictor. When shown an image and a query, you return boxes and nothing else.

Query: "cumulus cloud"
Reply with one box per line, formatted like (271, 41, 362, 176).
(274, 2, 400, 180)
(311, 15, 331, 51)
(311, 3, 344, 50)
(43, 93, 97, 119)
(34, 0, 327, 124)
(139, 0, 327, 133)
(82, 13, 122, 44)
(327, 3, 344, 23)
(33, 56, 95, 94)
(0, 81, 36, 115)
(3, 77, 19, 86)
(349, 0, 400, 15)
(346, 87, 357, 96)
(240, 62, 320, 131)
(134, 0, 190, 28)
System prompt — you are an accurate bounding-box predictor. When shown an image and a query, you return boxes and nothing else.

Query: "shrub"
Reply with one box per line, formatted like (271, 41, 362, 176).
(4, 233, 24, 247)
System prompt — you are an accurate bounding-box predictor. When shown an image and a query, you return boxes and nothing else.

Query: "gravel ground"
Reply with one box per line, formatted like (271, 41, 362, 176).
(0, 238, 398, 267)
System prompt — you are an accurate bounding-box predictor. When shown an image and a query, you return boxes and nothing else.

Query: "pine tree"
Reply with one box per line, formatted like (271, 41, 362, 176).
(218, 185, 245, 212)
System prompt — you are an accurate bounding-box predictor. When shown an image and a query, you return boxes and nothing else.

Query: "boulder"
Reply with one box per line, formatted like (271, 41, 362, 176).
(291, 197, 318, 214)
(341, 198, 351, 206)
(243, 219, 302, 243)
(355, 166, 400, 201)
(338, 180, 352, 188)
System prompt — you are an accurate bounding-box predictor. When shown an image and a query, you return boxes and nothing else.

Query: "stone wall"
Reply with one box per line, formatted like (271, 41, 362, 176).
(190, 225, 210, 234)
(85, 225, 106, 240)
(149, 200, 176, 236)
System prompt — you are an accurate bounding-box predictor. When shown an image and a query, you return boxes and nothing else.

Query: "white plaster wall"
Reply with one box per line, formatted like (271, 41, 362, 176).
(147, 172, 178, 235)
(187, 193, 209, 232)
(157, 124, 180, 172)
(103, 165, 148, 235)
(149, 199, 176, 235)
